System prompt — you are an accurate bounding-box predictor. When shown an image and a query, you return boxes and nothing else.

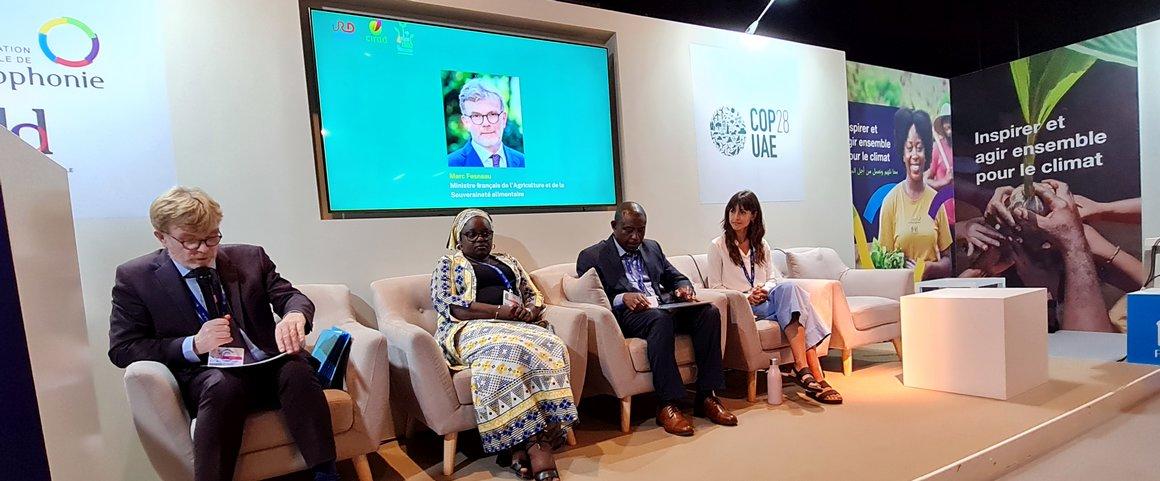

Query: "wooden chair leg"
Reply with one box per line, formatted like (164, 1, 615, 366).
(841, 349, 853, 376)
(442, 432, 458, 476)
(619, 396, 632, 433)
(352, 454, 373, 481)
(566, 427, 577, 446)
(403, 415, 417, 439)
(891, 338, 903, 362)
(747, 371, 758, 403)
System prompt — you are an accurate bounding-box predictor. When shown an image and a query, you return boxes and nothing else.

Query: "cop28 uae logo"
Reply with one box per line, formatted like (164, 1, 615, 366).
(39, 17, 100, 67)
(709, 106, 747, 156)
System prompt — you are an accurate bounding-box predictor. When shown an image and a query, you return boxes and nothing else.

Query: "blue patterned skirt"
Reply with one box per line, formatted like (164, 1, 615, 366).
(751, 283, 831, 349)
(452, 321, 578, 453)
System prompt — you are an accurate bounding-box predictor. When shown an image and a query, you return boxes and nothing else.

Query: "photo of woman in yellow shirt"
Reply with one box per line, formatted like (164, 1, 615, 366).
(878, 108, 952, 279)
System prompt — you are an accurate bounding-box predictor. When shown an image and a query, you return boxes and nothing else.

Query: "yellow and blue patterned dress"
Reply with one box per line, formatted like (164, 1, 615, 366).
(430, 251, 578, 453)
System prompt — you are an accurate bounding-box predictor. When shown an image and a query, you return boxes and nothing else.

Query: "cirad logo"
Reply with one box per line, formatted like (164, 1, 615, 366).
(709, 105, 790, 158)
(365, 19, 389, 44)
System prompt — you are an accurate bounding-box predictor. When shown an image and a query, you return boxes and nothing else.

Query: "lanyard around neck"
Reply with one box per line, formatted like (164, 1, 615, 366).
(471, 257, 513, 291)
(739, 248, 757, 288)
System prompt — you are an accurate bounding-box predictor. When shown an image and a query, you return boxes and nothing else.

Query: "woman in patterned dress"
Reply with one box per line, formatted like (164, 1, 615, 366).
(430, 208, 577, 481)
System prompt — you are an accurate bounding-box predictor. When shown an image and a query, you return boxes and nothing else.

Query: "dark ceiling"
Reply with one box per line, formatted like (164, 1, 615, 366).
(560, 0, 1160, 78)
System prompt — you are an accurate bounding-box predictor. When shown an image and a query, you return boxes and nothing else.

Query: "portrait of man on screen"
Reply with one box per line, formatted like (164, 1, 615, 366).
(445, 76, 526, 168)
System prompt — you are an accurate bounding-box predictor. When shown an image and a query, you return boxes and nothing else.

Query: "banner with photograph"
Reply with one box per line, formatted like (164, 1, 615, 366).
(951, 28, 1141, 333)
(846, 62, 952, 281)
(0, 0, 174, 219)
(690, 42, 804, 203)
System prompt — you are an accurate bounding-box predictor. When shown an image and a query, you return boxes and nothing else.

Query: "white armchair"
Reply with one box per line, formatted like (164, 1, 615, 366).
(773, 248, 913, 375)
(668, 254, 834, 401)
(122, 284, 388, 481)
(368, 274, 587, 476)
(529, 263, 730, 431)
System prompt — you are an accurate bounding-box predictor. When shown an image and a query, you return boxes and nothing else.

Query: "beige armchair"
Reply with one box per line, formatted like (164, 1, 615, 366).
(667, 254, 834, 402)
(529, 263, 729, 433)
(772, 247, 913, 375)
(122, 283, 388, 481)
(368, 274, 587, 477)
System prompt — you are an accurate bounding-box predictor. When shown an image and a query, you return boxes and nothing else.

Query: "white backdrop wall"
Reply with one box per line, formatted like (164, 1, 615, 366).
(74, 0, 851, 479)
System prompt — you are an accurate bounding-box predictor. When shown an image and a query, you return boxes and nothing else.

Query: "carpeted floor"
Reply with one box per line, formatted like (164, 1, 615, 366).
(331, 344, 1157, 481)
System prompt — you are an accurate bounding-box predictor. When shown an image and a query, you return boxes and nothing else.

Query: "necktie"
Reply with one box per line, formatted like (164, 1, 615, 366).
(624, 252, 649, 293)
(185, 267, 222, 320)
(490, 153, 501, 167)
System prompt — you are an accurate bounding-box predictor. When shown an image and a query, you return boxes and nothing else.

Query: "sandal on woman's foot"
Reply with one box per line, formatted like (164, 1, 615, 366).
(791, 367, 823, 392)
(528, 439, 561, 481)
(808, 380, 843, 404)
(496, 449, 532, 479)
(533, 469, 560, 481)
(541, 424, 569, 451)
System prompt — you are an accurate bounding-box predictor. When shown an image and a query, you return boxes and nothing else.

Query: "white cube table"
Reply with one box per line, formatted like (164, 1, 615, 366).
(901, 287, 1048, 399)
(916, 277, 1006, 292)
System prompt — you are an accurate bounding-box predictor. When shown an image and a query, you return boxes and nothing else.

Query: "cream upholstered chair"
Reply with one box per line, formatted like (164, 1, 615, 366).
(772, 247, 913, 375)
(368, 274, 587, 477)
(122, 283, 388, 481)
(528, 263, 729, 433)
(667, 254, 834, 401)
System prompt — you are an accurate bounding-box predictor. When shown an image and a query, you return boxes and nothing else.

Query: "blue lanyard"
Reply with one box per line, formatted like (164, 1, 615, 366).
(739, 248, 757, 289)
(186, 278, 229, 323)
(472, 258, 513, 291)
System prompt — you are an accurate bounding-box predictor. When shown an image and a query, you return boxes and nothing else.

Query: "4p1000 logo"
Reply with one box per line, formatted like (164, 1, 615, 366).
(709, 106, 747, 156)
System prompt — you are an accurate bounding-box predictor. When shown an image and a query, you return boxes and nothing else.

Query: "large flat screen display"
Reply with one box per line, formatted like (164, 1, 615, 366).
(305, 8, 619, 217)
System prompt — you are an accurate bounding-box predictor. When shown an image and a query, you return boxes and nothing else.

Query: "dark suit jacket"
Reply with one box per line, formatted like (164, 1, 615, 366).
(575, 235, 693, 308)
(446, 142, 526, 168)
(108, 244, 314, 372)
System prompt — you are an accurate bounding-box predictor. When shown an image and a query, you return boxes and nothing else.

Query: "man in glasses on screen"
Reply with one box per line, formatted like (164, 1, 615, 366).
(447, 78, 526, 168)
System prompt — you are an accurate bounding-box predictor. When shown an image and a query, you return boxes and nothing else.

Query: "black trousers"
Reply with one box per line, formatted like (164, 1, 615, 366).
(177, 354, 336, 481)
(616, 304, 724, 403)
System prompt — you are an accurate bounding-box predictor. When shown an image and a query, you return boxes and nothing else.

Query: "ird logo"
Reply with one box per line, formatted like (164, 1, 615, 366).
(333, 21, 355, 34)
(709, 106, 746, 157)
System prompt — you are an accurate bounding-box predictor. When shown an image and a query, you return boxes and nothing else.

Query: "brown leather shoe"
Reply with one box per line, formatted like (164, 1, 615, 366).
(655, 404, 694, 436)
(694, 396, 738, 426)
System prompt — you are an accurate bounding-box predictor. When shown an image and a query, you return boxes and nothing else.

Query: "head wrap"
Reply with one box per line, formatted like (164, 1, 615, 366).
(447, 208, 492, 250)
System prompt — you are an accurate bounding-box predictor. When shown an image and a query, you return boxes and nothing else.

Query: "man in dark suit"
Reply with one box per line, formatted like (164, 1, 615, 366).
(446, 78, 526, 168)
(108, 187, 338, 481)
(576, 201, 737, 436)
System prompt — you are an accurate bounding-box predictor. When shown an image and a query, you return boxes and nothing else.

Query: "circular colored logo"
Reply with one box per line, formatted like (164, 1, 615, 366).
(369, 19, 383, 35)
(709, 106, 747, 156)
(38, 17, 100, 68)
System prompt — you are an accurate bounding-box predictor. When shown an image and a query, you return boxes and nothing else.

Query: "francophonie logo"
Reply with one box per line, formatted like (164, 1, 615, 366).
(38, 17, 99, 67)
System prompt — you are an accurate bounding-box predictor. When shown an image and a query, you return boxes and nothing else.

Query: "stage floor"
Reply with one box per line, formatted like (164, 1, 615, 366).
(351, 345, 1160, 481)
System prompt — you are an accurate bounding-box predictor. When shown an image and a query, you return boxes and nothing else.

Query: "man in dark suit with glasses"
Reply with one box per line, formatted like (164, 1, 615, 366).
(446, 78, 526, 168)
(108, 186, 339, 481)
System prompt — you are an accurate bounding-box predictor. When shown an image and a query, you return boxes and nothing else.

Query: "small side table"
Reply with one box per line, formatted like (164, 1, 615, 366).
(901, 287, 1048, 399)
(916, 277, 1006, 292)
